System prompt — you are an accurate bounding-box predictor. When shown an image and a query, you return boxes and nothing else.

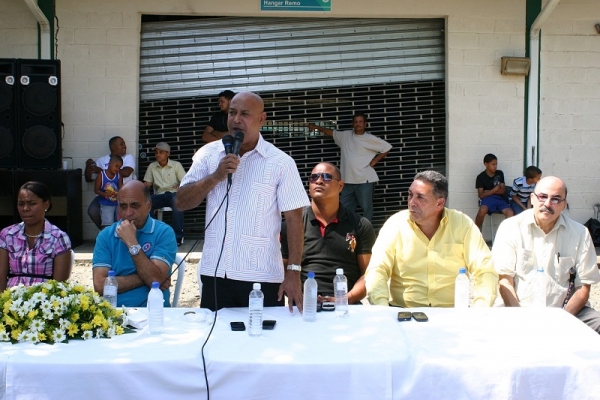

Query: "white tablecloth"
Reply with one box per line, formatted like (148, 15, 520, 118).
(1, 306, 600, 399)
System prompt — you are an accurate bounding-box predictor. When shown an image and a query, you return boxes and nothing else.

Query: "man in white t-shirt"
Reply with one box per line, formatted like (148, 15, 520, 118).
(85, 136, 136, 229)
(309, 113, 391, 221)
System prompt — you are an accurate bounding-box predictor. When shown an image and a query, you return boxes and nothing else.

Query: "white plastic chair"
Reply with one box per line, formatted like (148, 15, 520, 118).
(172, 253, 186, 307)
(155, 207, 172, 221)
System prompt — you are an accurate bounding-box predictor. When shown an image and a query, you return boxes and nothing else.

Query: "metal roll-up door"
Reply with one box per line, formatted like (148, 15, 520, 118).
(140, 17, 444, 101)
(139, 16, 446, 235)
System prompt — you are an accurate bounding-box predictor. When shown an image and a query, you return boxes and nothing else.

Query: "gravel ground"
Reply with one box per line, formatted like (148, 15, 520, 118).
(72, 260, 600, 311)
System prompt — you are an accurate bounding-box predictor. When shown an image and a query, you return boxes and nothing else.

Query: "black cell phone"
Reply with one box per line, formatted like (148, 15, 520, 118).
(262, 320, 276, 330)
(322, 302, 335, 312)
(230, 321, 246, 331)
(397, 311, 411, 321)
(412, 312, 428, 322)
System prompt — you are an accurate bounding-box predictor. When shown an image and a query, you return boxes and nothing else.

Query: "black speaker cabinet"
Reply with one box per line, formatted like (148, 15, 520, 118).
(0, 169, 83, 248)
(0, 59, 17, 169)
(17, 59, 62, 169)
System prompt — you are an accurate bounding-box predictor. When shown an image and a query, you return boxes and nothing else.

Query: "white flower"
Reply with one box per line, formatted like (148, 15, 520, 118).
(31, 292, 45, 303)
(59, 318, 71, 330)
(30, 319, 45, 332)
(82, 330, 93, 340)
(52, 329, 66, 343)
(95, 328, 104, 339)
(0, 332, 10, 341)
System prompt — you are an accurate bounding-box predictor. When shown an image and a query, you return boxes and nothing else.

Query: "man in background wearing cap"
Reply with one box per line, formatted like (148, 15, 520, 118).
(143, 142, 187, 246)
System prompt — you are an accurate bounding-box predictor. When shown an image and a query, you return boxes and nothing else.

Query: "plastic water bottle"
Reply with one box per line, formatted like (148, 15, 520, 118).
(454, 267, 470, 308)
(532, 268, 547, 307)
(334, 268, 349, 317)
(147, 282, 164, 334)
(303, 271, 318, 322)
(103, 270, 118, 308)
(248, 283, 264, 336)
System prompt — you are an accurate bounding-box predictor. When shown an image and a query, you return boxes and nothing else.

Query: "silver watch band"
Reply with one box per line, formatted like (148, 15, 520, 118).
(287, 264, 301, 272)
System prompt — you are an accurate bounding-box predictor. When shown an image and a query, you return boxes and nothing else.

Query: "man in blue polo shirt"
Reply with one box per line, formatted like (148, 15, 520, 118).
(92, 180, 176, 307)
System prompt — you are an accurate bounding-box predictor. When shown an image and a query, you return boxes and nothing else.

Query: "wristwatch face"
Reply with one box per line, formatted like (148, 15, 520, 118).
(287, 264, 301, 271)
(129, 244, 141, 256)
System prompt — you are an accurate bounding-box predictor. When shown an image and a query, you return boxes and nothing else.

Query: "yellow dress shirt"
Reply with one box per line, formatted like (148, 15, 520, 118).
(365, 208, 498, 307)
(143, 159, 186, 195)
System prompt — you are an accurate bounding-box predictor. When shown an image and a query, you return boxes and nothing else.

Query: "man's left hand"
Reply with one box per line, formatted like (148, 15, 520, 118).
(278, 271, 303, 313)
(116, 219, 138, 247)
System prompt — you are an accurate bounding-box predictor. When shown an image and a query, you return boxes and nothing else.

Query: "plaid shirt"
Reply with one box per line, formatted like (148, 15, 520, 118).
(0, 220, 71, 287)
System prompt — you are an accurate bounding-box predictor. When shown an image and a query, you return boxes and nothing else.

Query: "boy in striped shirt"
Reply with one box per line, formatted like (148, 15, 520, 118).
(510, 166, 542, 215)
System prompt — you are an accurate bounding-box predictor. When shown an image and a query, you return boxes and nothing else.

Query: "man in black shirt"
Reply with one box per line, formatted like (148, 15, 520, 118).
(201, 90, 235, 143)
(281, 162, 376, 304)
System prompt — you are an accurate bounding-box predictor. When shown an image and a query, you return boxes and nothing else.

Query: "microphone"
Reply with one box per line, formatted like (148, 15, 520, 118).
(232, 131, 244, 156)
(222, 134, 234, 155)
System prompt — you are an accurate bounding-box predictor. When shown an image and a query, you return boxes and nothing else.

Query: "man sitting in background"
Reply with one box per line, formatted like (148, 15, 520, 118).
(281, 162, 376, 304)
(92, 180, 176, 307)
(365, 170, 498, 307)
(492, 176, 600, 333)
(143, 142, 186, 246)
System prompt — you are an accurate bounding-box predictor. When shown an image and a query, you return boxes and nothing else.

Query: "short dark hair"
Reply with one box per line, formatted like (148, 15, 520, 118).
(218, 90, 235, 100)
(483, 153, 497, 164)
(109, 154, 123, 165)
(414, 170, 448, 200)
(19, 181, 53, 212)
(352, 112, 367, 123)
(108, 136, 122, 148)
(524, 166, 542, 179)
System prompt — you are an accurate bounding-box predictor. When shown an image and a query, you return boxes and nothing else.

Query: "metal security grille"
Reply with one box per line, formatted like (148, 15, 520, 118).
(140, 17, 444, 101)
(138, 16, 446, 237)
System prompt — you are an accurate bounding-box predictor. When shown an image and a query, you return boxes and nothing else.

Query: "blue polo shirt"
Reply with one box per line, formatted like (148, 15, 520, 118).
(93, 215, 176, 307)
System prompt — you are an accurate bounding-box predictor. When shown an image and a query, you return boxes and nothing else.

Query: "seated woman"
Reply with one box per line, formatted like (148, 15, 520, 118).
(0, 181, 72, 291)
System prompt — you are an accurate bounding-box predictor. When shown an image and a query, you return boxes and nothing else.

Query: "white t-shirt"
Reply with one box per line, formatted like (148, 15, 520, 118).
(333, 130, 392, 184)
(95, 154, 136, 183)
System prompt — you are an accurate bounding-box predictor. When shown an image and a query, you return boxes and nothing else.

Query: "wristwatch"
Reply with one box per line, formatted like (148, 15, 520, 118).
(128, 244, 142, 256)
(287, 264, 301, 272)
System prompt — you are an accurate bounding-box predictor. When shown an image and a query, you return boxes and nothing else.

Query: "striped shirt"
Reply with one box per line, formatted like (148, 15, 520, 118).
(181, 134, 310, 282)
(510, 176, 536, 203)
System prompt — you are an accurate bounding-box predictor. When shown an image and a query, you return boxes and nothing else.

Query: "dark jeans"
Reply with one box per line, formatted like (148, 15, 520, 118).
(151, 192, 184, 240)
(200, 274, 284, 311)
(341, 182, 375, 221)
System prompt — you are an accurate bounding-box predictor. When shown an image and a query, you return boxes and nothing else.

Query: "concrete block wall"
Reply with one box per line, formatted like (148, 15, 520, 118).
(0, 0, 38, 58)
(540, 0, 600, 223)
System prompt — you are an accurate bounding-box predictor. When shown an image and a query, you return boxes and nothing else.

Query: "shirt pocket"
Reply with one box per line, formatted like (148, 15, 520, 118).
(516, 249, 535, 276)
(555, 257, 574, 286)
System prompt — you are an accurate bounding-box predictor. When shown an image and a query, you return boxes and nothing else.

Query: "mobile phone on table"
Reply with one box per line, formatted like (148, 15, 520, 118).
(262, 320, 276, 330)
(397, 311, 412, 321)
(412, 312, 428, 322)
(230, 321, 246, 331)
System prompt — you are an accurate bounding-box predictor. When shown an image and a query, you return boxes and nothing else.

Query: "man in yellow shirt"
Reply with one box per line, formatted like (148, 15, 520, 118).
(365, 171, 498, 307)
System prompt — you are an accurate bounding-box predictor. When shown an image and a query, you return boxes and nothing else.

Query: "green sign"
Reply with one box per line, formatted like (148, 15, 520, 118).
(261, 0, 331, 12)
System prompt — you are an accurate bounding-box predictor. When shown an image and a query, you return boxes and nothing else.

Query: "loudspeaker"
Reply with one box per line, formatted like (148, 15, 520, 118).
(0, 59, 17, 168)
(0, 169, 83, 248)
(17, 59, 62, 169)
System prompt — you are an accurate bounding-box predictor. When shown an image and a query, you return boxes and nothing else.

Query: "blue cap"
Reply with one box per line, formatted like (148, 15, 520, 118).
(151, 281, 160, 289)
(108, 270, 116, 277)
(459, 267, 466, 274)
(308, 271, 315, 278)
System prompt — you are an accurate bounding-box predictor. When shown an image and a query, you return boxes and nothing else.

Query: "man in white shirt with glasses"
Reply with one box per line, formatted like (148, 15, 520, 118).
(492, 176, 600, 333)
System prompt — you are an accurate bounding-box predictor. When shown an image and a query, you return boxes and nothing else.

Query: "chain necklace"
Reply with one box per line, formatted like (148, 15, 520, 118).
(24, 231, 43, 239)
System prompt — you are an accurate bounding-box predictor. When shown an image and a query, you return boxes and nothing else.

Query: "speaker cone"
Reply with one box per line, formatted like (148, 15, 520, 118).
(22, 125, 56, 159)
(22, 82, 57, 116)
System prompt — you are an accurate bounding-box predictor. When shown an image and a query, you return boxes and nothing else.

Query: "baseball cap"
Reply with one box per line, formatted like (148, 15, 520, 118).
(154, 142, 170, 152)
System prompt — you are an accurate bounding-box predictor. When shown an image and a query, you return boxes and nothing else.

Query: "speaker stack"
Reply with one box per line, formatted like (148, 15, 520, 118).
(0, 58, 62, 169)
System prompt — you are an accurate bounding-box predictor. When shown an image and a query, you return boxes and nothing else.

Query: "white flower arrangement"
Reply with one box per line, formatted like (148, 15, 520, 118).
(0, 280, 128, 344)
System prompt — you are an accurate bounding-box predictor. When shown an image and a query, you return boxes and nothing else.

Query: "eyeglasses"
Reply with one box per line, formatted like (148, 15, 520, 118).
(532, 193, 566, 205)
(309, 173, 340, 183)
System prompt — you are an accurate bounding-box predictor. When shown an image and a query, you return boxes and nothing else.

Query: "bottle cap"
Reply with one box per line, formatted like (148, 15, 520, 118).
(537, 268, 544, 272)
(336, 268, 344, 275)
(253, 283, 261, 290)
(308, 271, 315, 279)
(459, 267, 466, 274)
(151, 281, 160, 289)
(108, 270, 116, 277)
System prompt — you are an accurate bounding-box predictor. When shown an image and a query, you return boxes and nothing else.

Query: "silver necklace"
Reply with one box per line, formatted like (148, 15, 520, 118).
(24, 232, 42, 238)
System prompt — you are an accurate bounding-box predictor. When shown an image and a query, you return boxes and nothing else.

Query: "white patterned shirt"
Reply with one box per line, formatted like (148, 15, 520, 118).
(181, 134, 310, 282)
